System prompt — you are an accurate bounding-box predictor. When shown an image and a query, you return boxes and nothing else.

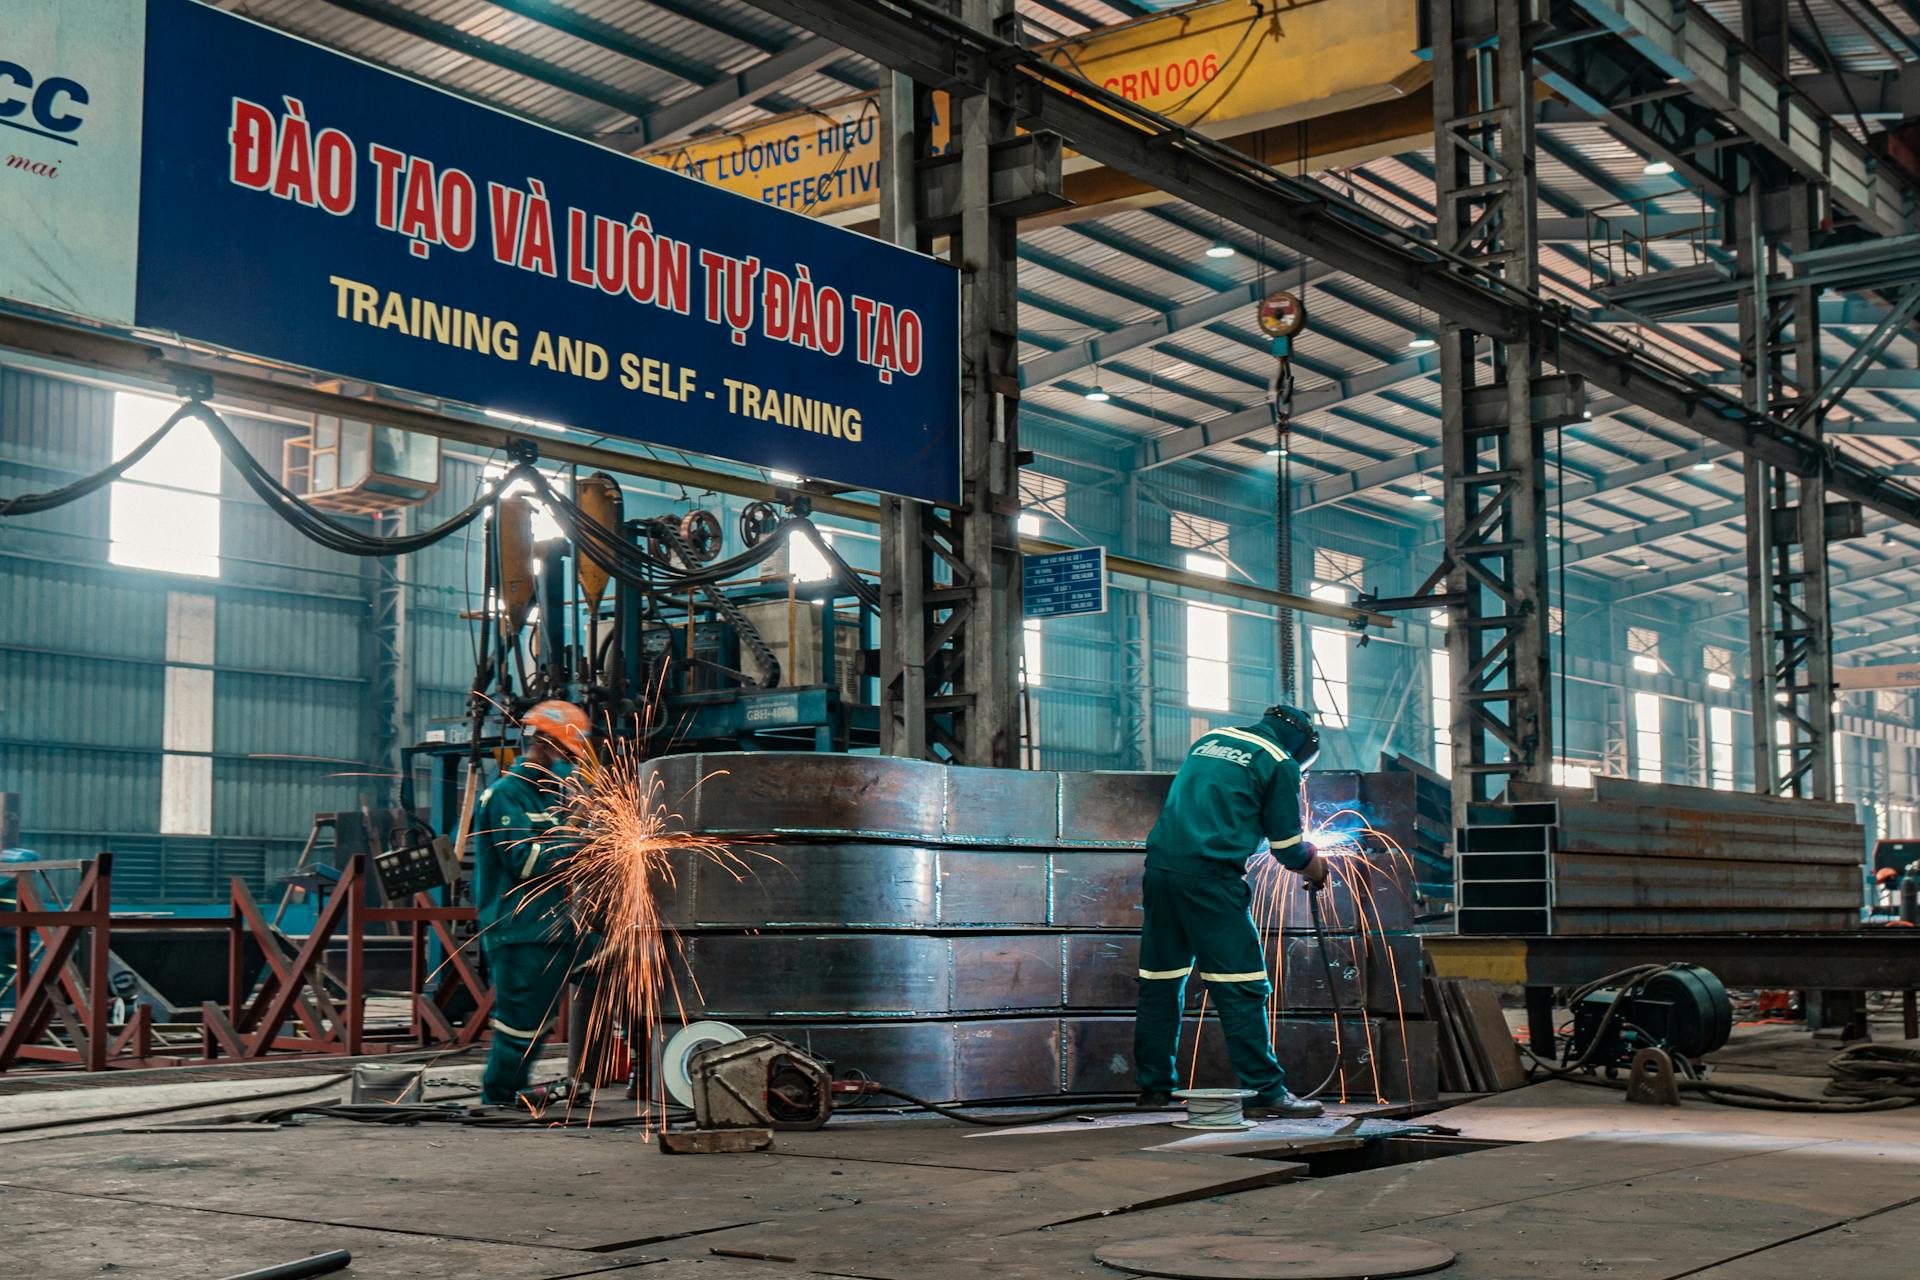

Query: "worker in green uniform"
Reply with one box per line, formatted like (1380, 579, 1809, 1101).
(1134, 704, 1330, 1118)
(475, 699, 596, 1107)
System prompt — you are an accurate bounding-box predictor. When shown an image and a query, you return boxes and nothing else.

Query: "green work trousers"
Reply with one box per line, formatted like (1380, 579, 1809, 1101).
(1133, 865, 1286, 1097)
(482, 939, 598, 1105)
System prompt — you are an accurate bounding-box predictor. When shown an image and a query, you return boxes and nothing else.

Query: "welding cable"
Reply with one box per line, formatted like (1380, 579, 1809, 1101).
(1299, 879, 1364, 1102)
(0, 401, 200, 516)
(0, 397, 533, 555)
(250, 1099, 696, 1127)
(853, 1084, 1139, 1126)
(1517, 963, 1685, 1077)
(0, 1073, 354, 1137)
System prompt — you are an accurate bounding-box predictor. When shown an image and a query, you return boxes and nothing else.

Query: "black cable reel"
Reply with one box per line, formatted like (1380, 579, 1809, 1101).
(738, 501, 782, 548)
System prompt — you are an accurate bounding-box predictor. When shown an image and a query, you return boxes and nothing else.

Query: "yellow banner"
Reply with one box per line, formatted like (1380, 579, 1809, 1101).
(642, 95, 948, 220)
(1836, 664, 1920, 691)
(1042, 0, 1421, 130)
(639, 0, 1421, 219)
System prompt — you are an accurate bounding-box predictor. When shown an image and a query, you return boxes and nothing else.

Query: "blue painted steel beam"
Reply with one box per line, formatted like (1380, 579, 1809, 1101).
(1065, 222, 1238, 293)
(1020, 244, 1168, 313)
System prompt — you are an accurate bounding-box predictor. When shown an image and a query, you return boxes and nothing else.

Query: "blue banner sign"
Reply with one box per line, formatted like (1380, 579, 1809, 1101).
(11, 0, 961, 503)
(1023, 546, 1107, 619)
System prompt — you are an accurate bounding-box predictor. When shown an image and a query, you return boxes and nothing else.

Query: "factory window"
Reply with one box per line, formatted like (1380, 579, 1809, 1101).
(1022, 618, 1043, 687)
(1184, 552, 1228, 579)
(1709, 705, 1736, 790)
(1171, 511, 1230, 557)
(1430, 649, 1452, 776)
(1553, 760, 1594, 788)
(1892, 804, 1918, 840)
(1312, 547, 1365, 594)
(789, 529, 835, 582)
(1018, 512, 1042, 536)
(1775, 717, 1794, 788)
(1704, 645, 1734, 691)
(1186, 603, 1231, 711)
(1020, 471, 1068, 524)
(1310, 627, 1350, 730)
(1628, 626, 1660, 675)
(1307, 580, 1351, 731)
(109, 392, 222, 578)
(1633, 691, 1663, 782)
(1876, 689, 1909, 717)
(1430, 608, 1449, 629)
(1549, 606, 1564, 635)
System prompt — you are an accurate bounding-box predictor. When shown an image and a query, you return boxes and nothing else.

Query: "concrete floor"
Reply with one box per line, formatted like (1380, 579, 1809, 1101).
(4, 1031, 1920, 1279)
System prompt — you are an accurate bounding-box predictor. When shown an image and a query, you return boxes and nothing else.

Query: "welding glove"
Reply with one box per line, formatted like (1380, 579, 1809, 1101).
(1295, 846, 1332, 888)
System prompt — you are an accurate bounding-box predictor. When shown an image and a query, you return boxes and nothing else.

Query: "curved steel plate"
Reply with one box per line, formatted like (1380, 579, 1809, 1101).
(655, 843, 1144, 930)
(692, 1013, 1427, 1103)
(668, 931, 1382, 1019)
(1094, 1234, 1456, 1280)
(636, 753, 1167, 848)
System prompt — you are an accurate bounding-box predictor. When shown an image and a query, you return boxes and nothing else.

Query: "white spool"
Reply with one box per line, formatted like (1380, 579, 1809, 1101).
(1171, 1087, 1257, 1130)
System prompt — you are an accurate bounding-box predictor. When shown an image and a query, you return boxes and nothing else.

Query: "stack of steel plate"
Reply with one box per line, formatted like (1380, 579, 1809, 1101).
(642, 753, 1436, 1104)
(1457, 777, 1866, 935)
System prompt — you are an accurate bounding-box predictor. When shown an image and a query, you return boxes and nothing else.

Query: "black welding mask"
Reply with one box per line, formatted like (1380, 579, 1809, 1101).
(1261, 704, 1321, 771)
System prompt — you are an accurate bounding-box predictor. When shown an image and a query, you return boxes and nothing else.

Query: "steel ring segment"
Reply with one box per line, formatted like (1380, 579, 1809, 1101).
(661, 1020, 747, 1108)
(1093, 1234, 1457, 1280)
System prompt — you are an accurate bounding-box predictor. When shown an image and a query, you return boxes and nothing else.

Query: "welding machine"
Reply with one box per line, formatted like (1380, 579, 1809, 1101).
(1566, 963, 1733, 1072)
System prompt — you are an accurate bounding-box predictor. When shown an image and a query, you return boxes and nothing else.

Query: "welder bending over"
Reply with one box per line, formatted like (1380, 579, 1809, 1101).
(1135, 704, 1330, 1119)
(474, 700, 599, 1108)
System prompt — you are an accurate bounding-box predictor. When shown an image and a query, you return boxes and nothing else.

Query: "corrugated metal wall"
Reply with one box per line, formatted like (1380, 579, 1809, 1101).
(4, 361, 1913, 903)
(0, 366, 383, 901)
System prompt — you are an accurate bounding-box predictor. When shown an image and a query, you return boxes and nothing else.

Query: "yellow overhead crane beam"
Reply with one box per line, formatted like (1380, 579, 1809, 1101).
(640, 0, 1428, 223)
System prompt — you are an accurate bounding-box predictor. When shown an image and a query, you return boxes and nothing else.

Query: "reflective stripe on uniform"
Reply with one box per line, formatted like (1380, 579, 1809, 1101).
(1199, 970, 1269, 983)
(1138, 966, 1193, 980)
(1212, 726, 1286, 762)
(1270, 832, 1303, 850)
(519, 842, 543, 879)
(489, 1014, 551, 1041)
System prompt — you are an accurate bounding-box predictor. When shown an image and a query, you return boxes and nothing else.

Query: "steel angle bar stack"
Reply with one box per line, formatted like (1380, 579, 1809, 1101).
(1456, 776, 1866, 936)
(642, 753, 1435, 1104)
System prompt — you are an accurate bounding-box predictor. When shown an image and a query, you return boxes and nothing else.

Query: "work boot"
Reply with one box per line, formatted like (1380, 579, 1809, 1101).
(1249, 1088, 1324, 1119)
(1135, 1089, 1176, 1110)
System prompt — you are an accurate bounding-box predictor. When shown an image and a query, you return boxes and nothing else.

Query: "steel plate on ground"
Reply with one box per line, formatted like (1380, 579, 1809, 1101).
(1093, 1233, 1456, 1279)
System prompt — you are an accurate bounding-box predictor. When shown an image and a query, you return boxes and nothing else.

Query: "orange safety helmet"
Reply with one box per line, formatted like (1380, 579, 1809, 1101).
(521, 700, 592, 759)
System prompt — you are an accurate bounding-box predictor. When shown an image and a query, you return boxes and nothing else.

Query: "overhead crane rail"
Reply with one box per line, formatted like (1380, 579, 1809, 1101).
(735, 0, 1920, 530)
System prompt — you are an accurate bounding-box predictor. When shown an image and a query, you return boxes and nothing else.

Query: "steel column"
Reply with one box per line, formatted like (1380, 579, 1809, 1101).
(1433, 0, 1553, 831)
(876, 0, 1023, 766)
(1738, 28, 1835, 800)
(371, 510, 408, 807)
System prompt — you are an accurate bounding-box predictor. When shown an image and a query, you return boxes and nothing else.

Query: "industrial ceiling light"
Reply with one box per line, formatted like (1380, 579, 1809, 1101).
(1643, 159, 1675, 176)
(1411, 476, 1436, 503)
(1265, 441, 1287, 456)
(1084, 384, 1111, 402)
(1408, 334, 1438, 351)
(1692, 459, 1715, 472)
(1205, 238, 1236, 259)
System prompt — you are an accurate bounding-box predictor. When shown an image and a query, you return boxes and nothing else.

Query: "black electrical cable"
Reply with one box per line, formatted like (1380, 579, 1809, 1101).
(1300, 878, 1365, 1102)
(252, 1099, 698, 1128)
(856, 1084, 1139, 1126)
